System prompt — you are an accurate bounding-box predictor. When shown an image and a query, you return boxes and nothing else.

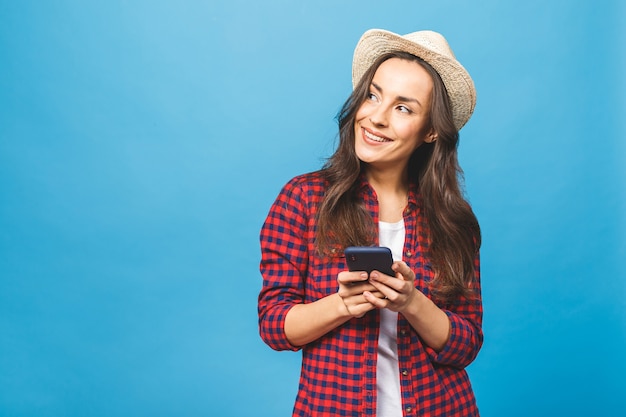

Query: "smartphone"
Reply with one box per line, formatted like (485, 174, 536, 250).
(344, 246, 395, 277)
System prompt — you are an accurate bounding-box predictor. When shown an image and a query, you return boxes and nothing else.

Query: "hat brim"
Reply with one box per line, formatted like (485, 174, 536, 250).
(352, 29, 476, 130)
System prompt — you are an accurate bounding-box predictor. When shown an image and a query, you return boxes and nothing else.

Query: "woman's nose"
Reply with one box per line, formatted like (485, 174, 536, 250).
(369, 105, 388, 127)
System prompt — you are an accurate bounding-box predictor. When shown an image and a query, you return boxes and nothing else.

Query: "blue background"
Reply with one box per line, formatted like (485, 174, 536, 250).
(1, 1, 624, 416)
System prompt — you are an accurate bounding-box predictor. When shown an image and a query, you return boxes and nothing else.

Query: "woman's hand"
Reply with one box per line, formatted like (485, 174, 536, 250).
(364, 261, 451, 351)
(284, 270, 387, 347)
(337, 271, 385, 318)
(363, 261, 418, 313)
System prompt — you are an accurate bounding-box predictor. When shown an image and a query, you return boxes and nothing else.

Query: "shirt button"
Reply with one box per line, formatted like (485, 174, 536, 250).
(402, 370, 409, 376)
(406, 407, 412, 413)
(405, 251, 412, 258)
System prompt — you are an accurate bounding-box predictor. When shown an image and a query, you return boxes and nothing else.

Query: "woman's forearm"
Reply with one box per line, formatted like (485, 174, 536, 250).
(284, 293, 353, 347)
(403, 289, 451, 352)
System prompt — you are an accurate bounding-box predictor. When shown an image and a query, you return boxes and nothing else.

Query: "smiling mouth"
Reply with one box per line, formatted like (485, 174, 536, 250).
(364, 129, 392, 143)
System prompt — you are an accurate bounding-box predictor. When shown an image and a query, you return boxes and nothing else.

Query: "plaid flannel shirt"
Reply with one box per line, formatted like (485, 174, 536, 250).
(258, 171, 483, 417)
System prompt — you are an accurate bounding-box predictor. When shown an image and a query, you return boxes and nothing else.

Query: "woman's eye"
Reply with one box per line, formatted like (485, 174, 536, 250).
(397, 105, 411, 114)
(367, 92, 378, 101)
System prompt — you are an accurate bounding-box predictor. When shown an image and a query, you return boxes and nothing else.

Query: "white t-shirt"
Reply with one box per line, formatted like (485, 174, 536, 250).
(376, 219, 405, 417)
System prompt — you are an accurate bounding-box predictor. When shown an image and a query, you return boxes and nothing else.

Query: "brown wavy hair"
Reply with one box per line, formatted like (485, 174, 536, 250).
(316, 51, 481, 302)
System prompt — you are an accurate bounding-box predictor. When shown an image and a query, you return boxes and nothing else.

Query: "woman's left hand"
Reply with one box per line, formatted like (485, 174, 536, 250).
(363, 261, 419, 313)
(365, 261, 452, 351)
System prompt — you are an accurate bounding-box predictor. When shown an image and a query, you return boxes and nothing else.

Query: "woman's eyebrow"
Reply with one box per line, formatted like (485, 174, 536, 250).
(371, 82, 422, 107)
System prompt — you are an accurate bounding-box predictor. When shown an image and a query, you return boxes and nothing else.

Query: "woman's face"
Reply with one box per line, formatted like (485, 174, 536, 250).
(354, 57, 435, 171)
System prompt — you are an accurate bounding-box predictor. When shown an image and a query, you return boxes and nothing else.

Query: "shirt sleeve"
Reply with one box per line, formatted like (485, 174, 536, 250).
(424, 253, 483, 368)
(257, 177, 310, 352)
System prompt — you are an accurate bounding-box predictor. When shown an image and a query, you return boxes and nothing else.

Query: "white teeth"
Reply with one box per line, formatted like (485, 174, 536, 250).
(364, 130, 389, 142)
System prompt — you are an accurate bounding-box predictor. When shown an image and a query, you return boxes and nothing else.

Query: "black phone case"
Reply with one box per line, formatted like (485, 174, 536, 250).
(344, 246, 395, 276)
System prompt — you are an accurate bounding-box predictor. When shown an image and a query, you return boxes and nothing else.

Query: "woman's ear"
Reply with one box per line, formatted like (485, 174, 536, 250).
(425, 130, 438, 143)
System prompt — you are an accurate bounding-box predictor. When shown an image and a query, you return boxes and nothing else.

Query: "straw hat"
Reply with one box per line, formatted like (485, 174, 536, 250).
(352, 29, 476, 130)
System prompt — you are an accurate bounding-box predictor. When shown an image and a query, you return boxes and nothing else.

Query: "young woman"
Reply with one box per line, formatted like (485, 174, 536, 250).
(258, 29, 482, 417)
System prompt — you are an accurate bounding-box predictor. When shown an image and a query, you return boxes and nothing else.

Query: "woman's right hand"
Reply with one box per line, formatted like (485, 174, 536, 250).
(337, 271, 385, 318)
(284, 271, 387, 347)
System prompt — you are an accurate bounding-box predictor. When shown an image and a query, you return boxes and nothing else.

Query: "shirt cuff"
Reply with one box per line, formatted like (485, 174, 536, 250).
(425, 310, 480, 368)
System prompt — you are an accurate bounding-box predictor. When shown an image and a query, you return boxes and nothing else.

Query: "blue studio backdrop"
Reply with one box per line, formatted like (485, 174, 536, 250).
(1, 1, 624, 416)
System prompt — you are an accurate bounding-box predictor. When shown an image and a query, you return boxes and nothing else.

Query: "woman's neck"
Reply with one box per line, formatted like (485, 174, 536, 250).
(365, 167, 409, 223)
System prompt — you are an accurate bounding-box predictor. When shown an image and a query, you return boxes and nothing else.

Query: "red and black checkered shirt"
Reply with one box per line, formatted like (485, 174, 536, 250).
(258, 171, 483, 416)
